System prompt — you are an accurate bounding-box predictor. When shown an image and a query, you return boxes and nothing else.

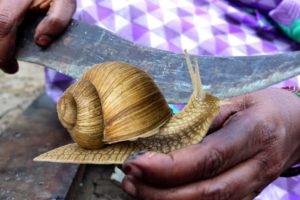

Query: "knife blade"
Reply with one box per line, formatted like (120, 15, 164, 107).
(16, 17, 300, 103)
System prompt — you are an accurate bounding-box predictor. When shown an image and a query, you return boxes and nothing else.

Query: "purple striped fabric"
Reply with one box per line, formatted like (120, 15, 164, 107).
(45, 1, 300, 199)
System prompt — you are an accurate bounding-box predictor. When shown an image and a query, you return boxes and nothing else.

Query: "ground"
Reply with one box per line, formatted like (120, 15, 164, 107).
(0, 62, 44, 135)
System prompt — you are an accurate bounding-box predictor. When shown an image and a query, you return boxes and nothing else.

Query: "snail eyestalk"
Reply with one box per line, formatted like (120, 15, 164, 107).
(194, 58, 204, 100)
(184, 50, 205, 100)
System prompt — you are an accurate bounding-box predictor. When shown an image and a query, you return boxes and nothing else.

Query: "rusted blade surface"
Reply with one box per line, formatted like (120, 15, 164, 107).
(16, 17, 300, 102)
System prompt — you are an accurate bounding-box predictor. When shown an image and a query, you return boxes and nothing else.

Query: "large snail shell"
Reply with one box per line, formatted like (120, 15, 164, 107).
(57, 62, 172, 149)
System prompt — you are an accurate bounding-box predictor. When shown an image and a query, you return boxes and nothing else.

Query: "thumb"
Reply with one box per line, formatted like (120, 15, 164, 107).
(208, 95, 248, 133)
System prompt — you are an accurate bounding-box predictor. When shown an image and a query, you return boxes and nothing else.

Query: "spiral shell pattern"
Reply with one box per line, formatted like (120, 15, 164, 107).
(57, 62, 173, 149)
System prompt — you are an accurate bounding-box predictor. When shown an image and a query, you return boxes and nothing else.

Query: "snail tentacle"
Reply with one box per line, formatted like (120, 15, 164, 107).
(184, 49, 204, 100)
(133, 53, 219, 153)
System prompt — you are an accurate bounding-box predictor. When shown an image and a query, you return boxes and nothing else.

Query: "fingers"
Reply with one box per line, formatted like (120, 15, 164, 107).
(0, 0, 31, 73)
(123, 158, 265, 200)
(123, 107, 264, 187)
(0, 0, 75, 73)
(34, 0, 76, 46)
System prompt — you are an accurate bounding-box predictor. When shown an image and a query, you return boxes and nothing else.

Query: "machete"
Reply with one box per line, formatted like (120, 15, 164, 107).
(16, 17, 300, 103)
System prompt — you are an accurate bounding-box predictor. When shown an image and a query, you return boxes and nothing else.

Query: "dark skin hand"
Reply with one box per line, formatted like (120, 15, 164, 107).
(0, 0, 76, 74)
(122, 88, 300, 200)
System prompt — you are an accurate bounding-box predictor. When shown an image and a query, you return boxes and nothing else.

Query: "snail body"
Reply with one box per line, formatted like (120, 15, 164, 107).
(35, 54, 220, 164)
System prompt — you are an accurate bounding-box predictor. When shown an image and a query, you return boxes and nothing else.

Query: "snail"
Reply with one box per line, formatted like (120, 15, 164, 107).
(34, 52, 220, 164)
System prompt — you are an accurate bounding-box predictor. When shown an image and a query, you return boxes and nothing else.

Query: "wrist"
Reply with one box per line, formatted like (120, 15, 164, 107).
(280, 86, 300, 177)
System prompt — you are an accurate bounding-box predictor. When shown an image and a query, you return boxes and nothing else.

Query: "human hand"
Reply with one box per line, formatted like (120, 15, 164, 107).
(0, 0, 76, 73)
(122, 88, 300, 200)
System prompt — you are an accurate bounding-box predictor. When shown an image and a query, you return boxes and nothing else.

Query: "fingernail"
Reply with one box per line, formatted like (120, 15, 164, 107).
(123, 177, 137, 196)
(127, 150, 146, 161)
(37, 35, 52, 46)
(123, 164, 143, 178)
